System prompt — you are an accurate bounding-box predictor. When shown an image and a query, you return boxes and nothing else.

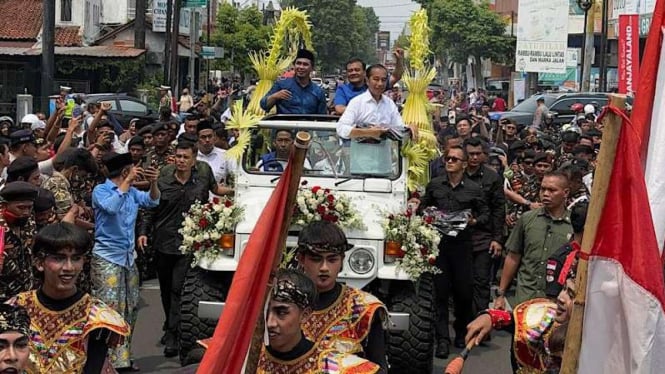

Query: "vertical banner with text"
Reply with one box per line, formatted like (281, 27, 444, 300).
(618, 14, 640, 95)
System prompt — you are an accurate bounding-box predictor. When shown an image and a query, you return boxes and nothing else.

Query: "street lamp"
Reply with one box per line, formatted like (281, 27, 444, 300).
(577, 0, 593, 91)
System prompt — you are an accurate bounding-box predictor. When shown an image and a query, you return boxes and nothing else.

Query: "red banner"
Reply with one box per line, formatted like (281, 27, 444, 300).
(619, 14, 640, 95)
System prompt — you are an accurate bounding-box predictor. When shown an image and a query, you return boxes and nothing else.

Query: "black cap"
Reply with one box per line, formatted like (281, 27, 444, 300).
(151, 122, 169, 135)
(137, 125, 153, 137)
(9, 130, 35, 146)
(102, 152, 133, 175)
(0, 181, 38, 202)
(586, 128, 602, 137)
(97, 121, 114, 130)
(196, 119, 213, 133)
(509, 140, 526, 151)
(178, 133, 198, 143)
(7, 157, 38, 181)
(296, 49, 315, 64)
(34, 188, 56, 213)
(562, 131, 580, 143)
(523, 149, 536, 160)
(127, 136, 145, 149)
(533, 152, 549, 164)
(572, 145, 594, 155)
(545, 243, 579, 297)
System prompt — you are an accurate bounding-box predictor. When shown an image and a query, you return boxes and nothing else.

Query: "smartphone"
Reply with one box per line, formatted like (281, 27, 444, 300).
(72, 106, 83, 118)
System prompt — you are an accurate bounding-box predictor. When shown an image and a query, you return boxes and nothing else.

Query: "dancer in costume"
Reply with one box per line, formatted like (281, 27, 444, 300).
(0, 304, 31, 373)
(296, 221, 388, 371)
(257, 269, 381, 374)
(465, 202, 588, 373)
(7, 222, 130, 374)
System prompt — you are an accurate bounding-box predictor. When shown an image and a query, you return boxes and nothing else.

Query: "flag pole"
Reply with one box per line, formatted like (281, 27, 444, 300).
(560, 94, 626, 373)
(244, 131, 311, 374)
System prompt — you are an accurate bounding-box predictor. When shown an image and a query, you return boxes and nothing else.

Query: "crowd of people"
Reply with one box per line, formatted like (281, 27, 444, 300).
(0, 45, 604, 373)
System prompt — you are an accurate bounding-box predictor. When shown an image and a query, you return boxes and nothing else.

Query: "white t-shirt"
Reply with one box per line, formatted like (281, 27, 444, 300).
(197, 147, 236, 183)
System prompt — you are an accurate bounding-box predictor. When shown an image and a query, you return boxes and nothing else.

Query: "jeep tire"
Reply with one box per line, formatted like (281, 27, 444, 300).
(179, 267, 231, 366)
(387, 274, 435, 374)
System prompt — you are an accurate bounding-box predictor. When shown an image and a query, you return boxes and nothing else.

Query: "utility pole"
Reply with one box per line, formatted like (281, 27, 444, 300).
(189, 9, 198, 91)
(581, 3, 596, 92)
(170, 0, 182, 93)
(206, 0, 211, 92)
(135, 0, 146, 49)
(599, 0, 609, 92)
(165, 0, 173, 84)
(41, 0, 55, 112)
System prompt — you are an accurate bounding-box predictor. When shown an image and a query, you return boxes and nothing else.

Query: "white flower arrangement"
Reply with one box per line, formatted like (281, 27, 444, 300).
(179, 197, 244, 265)
(381, 208, 442, 280)
(293, 181, 365, 230)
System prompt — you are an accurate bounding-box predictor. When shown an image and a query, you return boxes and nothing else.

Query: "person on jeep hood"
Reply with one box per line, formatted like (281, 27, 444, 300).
(296, 221, 388, 371)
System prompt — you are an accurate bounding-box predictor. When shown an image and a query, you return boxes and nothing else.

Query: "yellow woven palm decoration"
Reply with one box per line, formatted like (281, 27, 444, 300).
(401, 9, 438, 191)
(224, 100, 263, 162)
(226, 8, 313, 162)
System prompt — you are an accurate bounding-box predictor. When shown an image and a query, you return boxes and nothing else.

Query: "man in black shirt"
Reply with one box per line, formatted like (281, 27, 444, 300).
(418, 145, 490, 359)
(464, 138, 505, 320)
(138, 140, 229, 357)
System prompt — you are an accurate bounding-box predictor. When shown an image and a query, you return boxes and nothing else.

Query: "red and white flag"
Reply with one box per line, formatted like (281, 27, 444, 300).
(578, 2, 665, 366)
(632, 0, 665, 255)
(577, 105, 665, 372)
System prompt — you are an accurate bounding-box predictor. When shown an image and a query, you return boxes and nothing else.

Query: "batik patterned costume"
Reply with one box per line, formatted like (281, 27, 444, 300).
(8, 290, 130, 374)
(302, 285, 386, 355)
(257, 345, 380, 374)
(485, 298, 561, 373)
(0, 216, 36, 301)
(90, 257, 140, 367)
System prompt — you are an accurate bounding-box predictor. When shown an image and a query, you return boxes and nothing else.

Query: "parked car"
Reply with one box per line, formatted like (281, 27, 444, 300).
(485, 78, 509, 99)
(84, 93, 158, 127)
(489, 92, 632, 128)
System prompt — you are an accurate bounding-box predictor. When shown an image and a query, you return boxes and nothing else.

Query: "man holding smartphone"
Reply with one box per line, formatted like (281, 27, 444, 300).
(91, 152, 160, 370)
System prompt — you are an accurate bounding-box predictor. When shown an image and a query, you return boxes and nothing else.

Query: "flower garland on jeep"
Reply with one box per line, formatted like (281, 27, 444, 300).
(381, 208, 441, 280)
(179, 197, 245, 266)
(293, 181, 365, 230)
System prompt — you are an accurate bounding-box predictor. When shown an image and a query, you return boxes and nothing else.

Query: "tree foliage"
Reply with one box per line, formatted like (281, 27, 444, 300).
(394, 32, 410, 50)
(429, 0, 515, 65)
(280, 0, 380, 73)
(211, 4, 272, 77)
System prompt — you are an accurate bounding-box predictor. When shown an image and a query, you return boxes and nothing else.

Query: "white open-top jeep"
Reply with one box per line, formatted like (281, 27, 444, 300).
(179, 115, 435, 373)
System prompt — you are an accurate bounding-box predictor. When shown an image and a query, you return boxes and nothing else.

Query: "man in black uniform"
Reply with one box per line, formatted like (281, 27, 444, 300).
(463, 138, 505, 318)
(417, 145, 490, 358)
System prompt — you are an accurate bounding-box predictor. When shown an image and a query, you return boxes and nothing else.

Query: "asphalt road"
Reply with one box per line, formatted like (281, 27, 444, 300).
(131, 280, 514, 374)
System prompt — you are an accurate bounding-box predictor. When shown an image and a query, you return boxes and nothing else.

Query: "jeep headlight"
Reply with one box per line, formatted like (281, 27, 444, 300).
(348, 249, 374, 274)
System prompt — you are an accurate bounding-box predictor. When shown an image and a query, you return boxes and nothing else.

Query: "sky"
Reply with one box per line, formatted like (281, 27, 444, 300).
(244, 0, 421, 43)
(357, 0, 421, 42)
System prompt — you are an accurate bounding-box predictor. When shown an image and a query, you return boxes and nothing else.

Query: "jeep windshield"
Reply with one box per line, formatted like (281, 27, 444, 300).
(242, 123, 402, 180)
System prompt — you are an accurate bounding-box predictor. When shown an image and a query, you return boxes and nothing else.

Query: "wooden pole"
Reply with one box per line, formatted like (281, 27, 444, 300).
(560, 94, 626, 373)
(244, 131, 311, 374)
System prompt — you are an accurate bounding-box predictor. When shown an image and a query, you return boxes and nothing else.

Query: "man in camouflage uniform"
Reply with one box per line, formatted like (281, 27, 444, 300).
(145, 123, 176, 171)
(555, 131, 579, 169)
(41, 148, 98, 226)
(505, 152, 552, 228)
(0, 182, 38, 301)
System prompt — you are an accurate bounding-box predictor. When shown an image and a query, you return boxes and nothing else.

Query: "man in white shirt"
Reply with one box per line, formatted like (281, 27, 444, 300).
(196, 119, 235, 185)
(336, 64, 418, 174)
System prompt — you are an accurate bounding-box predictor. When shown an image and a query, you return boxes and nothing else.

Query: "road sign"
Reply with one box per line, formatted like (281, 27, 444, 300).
(201, 46, 223, 59)
(184, 0, 206, 8)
